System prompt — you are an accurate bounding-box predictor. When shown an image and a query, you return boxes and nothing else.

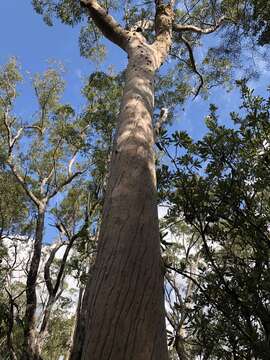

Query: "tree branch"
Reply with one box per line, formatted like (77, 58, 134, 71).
(44, 241, 64, 296)
(40, 166, 54, 195)
(176, 35, 204, 99)
(153, 1, 174, 65)
(173, 16, 228, 34)
(80, 0, 130, 51)
(68, 150, 79, 178)
(154, 1, 174, 36)
(154, 107, 169, 140)
(47, 169, 86, 200)
(7, 161, 41, 207)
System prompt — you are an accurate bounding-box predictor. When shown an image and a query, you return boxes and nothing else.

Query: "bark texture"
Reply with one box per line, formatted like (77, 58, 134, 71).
(78, 35, 168, 360)
(70, 1, 175, 359)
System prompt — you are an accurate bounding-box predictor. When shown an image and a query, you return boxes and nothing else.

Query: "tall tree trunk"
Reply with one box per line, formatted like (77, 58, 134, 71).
(68, 287, 85, 360)
(68, 255, 96, 360)
(37, 295, 55, 353)
(76, 40, 168, 360)
(22, 205, 45, 360)
(38, 236, 77, 355)
(6, 295, 18, 360)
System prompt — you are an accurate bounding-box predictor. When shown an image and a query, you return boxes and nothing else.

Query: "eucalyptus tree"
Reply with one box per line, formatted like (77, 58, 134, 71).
(0, 63, 125, 359)
(0, 59, 93, 359)
(30, 0, 270, 359)
(0, 170, 30, 360)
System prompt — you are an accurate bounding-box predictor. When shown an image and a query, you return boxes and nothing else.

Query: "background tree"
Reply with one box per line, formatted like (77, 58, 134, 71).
(0, 169, 31, 360)
(159, 82, 270, 359)
(0, 58, 92, 359)
(0, 61, 125, 359)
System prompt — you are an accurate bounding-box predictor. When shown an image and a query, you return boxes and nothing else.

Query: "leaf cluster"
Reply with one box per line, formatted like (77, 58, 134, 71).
(160, 83, 270, 359)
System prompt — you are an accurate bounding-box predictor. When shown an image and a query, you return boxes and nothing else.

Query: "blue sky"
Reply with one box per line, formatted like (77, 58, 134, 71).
(0, 1, 89, 114)
(0, 2, 127, 117)
(1, 1, 269, 136)
(1, 1, 270, 242)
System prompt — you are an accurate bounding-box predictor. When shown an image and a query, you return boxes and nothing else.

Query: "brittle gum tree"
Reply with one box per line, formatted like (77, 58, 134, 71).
(0, 59, 92, 360)
(32, 1, 262, 359)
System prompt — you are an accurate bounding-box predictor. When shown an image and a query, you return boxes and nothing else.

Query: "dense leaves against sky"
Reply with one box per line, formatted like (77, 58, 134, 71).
(159, 83, 270, 359)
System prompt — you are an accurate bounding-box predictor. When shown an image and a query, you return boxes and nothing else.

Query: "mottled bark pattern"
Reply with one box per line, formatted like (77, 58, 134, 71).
(80, 35, 168, 360)
(72, 1, 175, 359)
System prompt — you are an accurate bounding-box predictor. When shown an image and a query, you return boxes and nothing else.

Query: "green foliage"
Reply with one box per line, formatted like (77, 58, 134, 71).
(160, 84, 270, 359)
(0, 58, 120, 357)
(239, 0, 270, 45)
(32, 0, 84, 26)
(0, 171, 30, 236)
(79, 23, 107, 62)
(31, 0, 269, 103)
(82, 70, 122, 188)
(0, 59, 89, 201)
(42, 312, 75, 359)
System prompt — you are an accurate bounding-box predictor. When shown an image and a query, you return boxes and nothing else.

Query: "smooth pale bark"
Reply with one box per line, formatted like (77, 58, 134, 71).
(75, 34, 169, 360)
(68, 2, 175, 359)
(22, 206, 45, 360)
(27, 1, 231, 357)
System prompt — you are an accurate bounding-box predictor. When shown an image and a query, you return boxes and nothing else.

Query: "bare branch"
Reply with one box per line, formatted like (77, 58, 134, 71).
(9, 127, 24, 152)
(7, 161, 41, 207)
(24, 125, 43, 135)
(68, 150, 79, 178)
(47, 169, 86, 200)
(3, 110, 13, 151)
(173, 16, 228, 34)
(171, 36, 204, 99)
(81, 0, 130, 51)
(44, 241, 65, 296)
(3, 114, 42, 155)
(40, 167, 54, 195)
